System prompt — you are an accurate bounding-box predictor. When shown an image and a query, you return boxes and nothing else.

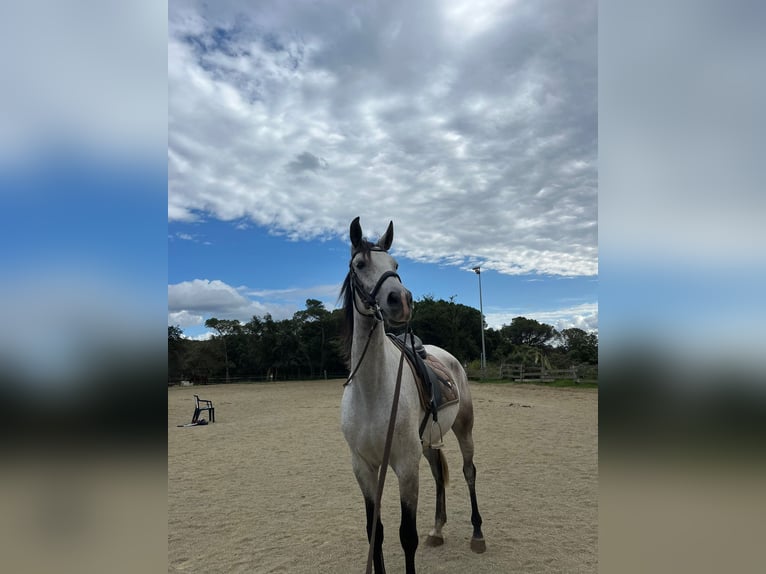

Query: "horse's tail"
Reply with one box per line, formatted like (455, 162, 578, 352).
(438, 448, 450, 487)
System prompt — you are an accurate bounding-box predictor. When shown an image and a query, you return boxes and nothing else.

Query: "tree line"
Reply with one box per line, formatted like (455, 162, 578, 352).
(168, 296, 597, 383)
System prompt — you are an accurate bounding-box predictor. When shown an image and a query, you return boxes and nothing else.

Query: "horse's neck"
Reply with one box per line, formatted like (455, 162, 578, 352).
(351, 315, 394, 395)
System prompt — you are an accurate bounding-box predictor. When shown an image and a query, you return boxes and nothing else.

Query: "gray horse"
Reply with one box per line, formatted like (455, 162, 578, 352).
(340, 217, 486, 574)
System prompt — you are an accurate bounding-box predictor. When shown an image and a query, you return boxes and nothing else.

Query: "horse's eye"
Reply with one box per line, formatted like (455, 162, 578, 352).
(395, 262, 399, 270)
(355, 260, 366, 269)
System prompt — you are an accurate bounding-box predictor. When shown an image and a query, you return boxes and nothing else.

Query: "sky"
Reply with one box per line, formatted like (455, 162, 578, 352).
(168, 0, 598, 340)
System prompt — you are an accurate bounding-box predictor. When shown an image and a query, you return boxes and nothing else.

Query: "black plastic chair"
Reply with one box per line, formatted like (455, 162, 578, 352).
(191, 394, 215, 423)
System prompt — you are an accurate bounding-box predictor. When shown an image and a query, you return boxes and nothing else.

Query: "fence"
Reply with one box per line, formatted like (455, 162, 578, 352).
(465, 362, 597, 383)
(169, 370, 349, 386)
(499, 364, 579, 382)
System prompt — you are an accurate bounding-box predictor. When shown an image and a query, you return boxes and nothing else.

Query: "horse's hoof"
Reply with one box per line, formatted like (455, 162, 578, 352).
(425, 535, 444, 547)
(470, 537, 486, 553)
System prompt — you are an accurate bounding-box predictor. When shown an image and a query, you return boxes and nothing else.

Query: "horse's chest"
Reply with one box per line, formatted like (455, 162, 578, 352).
(343, 403, 386, 440)
(343, 394, 397, 446)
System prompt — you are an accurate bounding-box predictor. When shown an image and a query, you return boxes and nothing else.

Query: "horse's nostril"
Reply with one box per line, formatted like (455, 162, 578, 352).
(387, 291, 400, 306)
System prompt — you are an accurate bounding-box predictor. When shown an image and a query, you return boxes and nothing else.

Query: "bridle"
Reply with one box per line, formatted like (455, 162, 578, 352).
(348, 246, 402, 322)
(343, 247, 406, 388)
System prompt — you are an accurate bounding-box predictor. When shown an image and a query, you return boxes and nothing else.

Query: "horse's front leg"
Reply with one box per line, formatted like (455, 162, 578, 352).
(396, 467, 420, 574)
(364, 496, 386, 574)
(353, 457, 386, 574)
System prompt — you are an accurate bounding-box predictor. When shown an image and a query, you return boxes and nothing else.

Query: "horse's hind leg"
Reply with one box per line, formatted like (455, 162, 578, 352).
(453, 410, 487, 553)
(422, 446, 448, 546)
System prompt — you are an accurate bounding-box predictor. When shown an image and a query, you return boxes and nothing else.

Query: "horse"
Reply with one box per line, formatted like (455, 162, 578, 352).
(340, 217, 486, 574)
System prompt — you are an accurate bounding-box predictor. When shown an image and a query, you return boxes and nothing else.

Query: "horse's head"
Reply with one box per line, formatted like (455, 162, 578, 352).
(347, 216, 413, 327)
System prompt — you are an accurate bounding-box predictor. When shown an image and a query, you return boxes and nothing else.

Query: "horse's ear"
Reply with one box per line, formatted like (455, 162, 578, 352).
(350, 217, 363, 249)
(377, 221, 394, 251)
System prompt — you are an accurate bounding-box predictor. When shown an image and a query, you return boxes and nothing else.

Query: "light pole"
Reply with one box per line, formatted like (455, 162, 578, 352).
(472, 266, 487, 375)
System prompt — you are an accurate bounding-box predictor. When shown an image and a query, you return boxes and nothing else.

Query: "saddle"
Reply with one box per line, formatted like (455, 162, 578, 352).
(388, 332, 459, 444)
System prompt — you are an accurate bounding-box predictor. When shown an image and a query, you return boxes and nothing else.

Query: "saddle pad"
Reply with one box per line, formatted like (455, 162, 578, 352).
(389, 335, 459, 414)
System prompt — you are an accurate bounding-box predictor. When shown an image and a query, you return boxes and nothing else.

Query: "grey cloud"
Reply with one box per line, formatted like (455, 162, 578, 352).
(168, 279, 253, 314)
(287, 151, 328, 173)
(169, 0, 597, 276)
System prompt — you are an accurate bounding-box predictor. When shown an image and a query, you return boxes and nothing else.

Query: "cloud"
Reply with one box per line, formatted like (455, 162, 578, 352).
(168, 310, 204, 328)
(168, 279, 255, 313)
(187, 332, 214, 341)
(168, 0, 597, 277)
(287, 151, 328, 173)
(167, 278, 341, 327)
(168, 279, 277, 325)
(486, 302, 598, 333)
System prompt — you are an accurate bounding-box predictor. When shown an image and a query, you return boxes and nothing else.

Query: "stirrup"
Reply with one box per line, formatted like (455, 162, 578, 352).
(428, 420, 444, 449)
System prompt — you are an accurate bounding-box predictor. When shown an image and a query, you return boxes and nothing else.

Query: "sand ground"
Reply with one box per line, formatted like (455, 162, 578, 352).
(168, 380, 597, 573)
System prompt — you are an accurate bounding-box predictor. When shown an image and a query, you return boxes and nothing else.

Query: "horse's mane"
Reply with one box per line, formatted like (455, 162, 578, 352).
(338, 239, 378, 364)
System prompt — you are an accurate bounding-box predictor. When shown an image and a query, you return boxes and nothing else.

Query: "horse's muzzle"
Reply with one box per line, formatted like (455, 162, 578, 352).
(386, 287, 413, 324)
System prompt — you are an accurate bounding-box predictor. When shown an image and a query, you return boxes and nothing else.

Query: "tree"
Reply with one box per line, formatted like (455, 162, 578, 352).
(170, 307, 351, 383)
(483, 327, 503, 364)
(560, 328, 598, 365)
(507, 345, 553, 370)
(204, 318, 241, 383)
(501, 317, 557, 348)
(182, 339, 221, 384)
(293, 299, 331, 377)
(326, 308, 349, 372)
(168, 325, 185, 381)
(408, 295, 481, 362)
(258, 314, 280, 379)
(168, 325, 184, 342)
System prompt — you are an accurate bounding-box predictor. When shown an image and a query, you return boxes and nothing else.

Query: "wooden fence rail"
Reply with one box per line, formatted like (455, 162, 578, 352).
(499, 364, 580, 383)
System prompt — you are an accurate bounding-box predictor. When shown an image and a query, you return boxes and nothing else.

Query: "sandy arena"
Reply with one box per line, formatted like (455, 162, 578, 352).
(168, 380, 597, 573)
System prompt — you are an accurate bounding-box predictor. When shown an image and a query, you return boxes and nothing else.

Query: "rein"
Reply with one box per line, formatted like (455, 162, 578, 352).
(365, 327, 410, 574)
(343, 319, 378, 387)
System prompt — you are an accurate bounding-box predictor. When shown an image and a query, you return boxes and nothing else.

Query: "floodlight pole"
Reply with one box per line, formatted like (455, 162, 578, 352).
(472, 266, 487, 375)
